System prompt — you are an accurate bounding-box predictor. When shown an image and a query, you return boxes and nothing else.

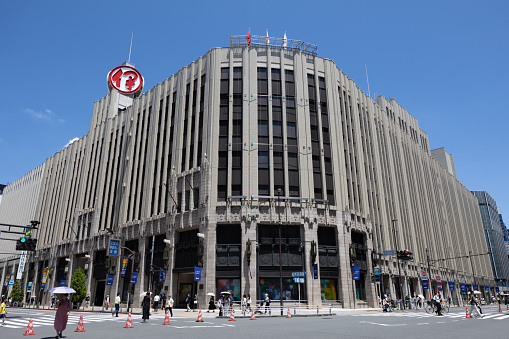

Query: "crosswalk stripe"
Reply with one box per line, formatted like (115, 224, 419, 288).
(493, 314, 509, 320)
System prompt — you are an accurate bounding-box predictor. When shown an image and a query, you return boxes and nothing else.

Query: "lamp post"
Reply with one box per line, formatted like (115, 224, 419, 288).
(277, 188, 283, 315)
(468, 250, 475, 290)
(391, 219, 402, 302)
(121, 246, 136, 313)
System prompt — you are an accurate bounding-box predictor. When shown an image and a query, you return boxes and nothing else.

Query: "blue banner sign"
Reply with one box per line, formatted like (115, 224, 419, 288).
(422, 279, 429, 289)
(461, 283, 466, 292)
(448, 282, 455, 291)
(485, 286, 489, 292)
(41, 283, 46, 290)
(473, 284, 478, 291)
(106, 274, 114, 286)
(194, 266, 201, 281)
(352, 266, 360, 281)
(313, 264, 318, 279)
(108, 239, 120, 256)
(120, 257, 129, 277)
(159, 269, 167, 283)
(59, 279, 66, 287)
(131, 272, 138, 285)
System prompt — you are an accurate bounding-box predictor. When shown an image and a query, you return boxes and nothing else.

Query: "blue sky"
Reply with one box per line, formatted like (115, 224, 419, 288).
(1, 0, 508, 215)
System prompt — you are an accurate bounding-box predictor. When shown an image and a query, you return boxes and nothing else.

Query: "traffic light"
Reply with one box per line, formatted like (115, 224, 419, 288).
(397, 249, 414, 261)
(15, 237, 37, 251)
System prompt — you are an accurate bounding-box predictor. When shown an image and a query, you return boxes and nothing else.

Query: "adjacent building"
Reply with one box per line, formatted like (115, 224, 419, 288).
(0, 35, 496, 308)
(472, 191, 509, 287)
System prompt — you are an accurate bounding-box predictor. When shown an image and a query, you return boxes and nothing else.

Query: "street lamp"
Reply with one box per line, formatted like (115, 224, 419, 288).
(277, 188, 283, 315)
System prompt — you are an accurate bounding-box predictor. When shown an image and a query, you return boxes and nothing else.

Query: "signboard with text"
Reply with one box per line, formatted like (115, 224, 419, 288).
(108, 239, 120, 256)
(106, 274, 114, 286)
(352, 266, 360, 281)
(422, 279, 429, 289)
(194, 266, 201, 281)
(120, 257, 129, 277)
(131, 272, 138, 285)
(449, 282, 455, 291)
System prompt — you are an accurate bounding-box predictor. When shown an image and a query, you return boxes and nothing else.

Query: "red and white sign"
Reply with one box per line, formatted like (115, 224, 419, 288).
(436, 276, 441, 281)
(422, 271, 427, 277)
(107, 65, 143, 96)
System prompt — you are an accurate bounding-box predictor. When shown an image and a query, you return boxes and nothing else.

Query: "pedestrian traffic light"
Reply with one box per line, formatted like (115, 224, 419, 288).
(397, 249, 414, 261)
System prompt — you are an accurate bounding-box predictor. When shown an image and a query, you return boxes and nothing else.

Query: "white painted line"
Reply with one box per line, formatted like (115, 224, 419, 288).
(417, 323, 429, 325)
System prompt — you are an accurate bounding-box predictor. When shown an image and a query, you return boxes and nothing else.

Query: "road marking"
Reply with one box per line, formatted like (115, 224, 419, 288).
(417, 323, 429, 325)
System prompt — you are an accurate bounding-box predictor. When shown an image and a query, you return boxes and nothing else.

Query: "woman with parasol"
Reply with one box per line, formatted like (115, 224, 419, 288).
(49, 286, 75, 338)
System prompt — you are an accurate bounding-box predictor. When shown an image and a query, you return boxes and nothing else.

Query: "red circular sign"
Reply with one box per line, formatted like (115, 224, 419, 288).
(107, 65, 143, 95)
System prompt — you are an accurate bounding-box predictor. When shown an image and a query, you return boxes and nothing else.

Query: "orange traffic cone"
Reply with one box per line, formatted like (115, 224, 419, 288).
(196, 309, 203, 322)
(286, 308, 292, 318)
(465, 307, 471, 319)
(250, 311, 257, 320)
(124, 312, 134, 328)
(499, 304, 502, 313)
(507, 303, 509, 312)
(75, 314, 86, 332)
(163, 310, 171, 325)
(228, 310, 236, 321)
(23, 317, 35, 336)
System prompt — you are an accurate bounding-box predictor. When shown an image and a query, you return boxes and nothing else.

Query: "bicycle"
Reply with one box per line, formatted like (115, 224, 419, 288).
(425, 301, 449, 315)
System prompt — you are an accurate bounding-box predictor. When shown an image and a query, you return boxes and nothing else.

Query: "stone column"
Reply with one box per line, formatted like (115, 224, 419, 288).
(338, 223, 354, 308)
(241, 218, 257, 304)
(136, 236, 146, 298)
(304, 222, 320, 305)
(203, 219, 216, 309)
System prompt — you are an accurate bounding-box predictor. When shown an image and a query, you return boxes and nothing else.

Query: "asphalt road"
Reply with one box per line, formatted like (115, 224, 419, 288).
(1, 305, 507, 339)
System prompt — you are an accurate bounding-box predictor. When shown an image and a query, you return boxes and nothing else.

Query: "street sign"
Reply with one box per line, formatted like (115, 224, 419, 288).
(352, 266, 360, 280)
(27, 282, 32, 293)
(106, 274, 114, 286)
(421, 271, 427, 277)
(292, 272, 305, 278)
(41, 269, 49, 284)
(313, 264, 318, 279)
(159, 269, 166, 283)
(294, 277, 305, 283)
(108, 239, 120, 256)
(131, 272, 138, 284)
(382, 250, 395, 256)
(120, 257, 129, 277)
(461, 283, 466, 292)
(436, 276, 441, 281)
(59, 279, 66, 287)
(194, 266, 202, 281)
(422, 279, 429, 289)
(449, 282, 455, 291)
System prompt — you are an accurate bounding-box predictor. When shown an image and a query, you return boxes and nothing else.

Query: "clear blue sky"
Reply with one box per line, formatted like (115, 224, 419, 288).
(1, 1, 508, 216)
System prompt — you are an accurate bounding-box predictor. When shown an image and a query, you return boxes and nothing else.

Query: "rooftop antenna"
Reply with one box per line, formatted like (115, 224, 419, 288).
(365, 64, 371, 98)
(128, 33, 134, 62)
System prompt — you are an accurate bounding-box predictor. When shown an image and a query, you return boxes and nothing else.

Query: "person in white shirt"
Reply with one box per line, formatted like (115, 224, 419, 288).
(112, 293, 120, 317)
(432, 292, 443, 316)
(153, 294, 160, 312)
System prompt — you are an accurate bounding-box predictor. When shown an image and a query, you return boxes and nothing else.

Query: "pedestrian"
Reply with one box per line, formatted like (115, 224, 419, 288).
(112, 293, 120, 317)
(264, 293, 270, 314)
(153, 293, 160, 312)
(242, 294, 247, 313)
(247, 294, 252, 312)
(194, 293, 198, 311)
(54, 294, 71, 338)
(217, 297, 223, 316)
(85, 294, 90, 308)
(51, 295, 56, 308)
(468, 291, 483, 318)
(208, 296, 215, 312)
(0, 298, 7, 326)
(142, 292, 151, 323)
(165, 295, 174, 317)
(161, 294, 166, 310)
(185, 293, 191, 312)
(104, 294, 110, 310)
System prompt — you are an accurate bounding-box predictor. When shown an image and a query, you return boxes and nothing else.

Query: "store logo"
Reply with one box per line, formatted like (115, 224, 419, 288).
(107, 65, 143, 96)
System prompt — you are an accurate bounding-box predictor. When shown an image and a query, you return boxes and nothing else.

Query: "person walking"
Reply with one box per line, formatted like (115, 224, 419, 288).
(142, 292, 151, 323)
(185, 293, 191, 312)
(193, 293, 198, 311)
(247, 294, 252, 312)
(112, 293, 120, 317)
(0, 298, 7, 326)
(161, 294, 166, 311)
(153, 293, 160, 312)
(264, 293, 270, 314)
(85, 294, 90, 308)
(208, 296, 215, 312)
(104, 294, 110, 310)
(54, 294, 71, 338)
(165, 295, 174, 317)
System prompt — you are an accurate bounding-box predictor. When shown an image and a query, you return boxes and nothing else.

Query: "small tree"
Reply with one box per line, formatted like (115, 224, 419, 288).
(70, 267, 87, 305)
(10, 280, 23, 303)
